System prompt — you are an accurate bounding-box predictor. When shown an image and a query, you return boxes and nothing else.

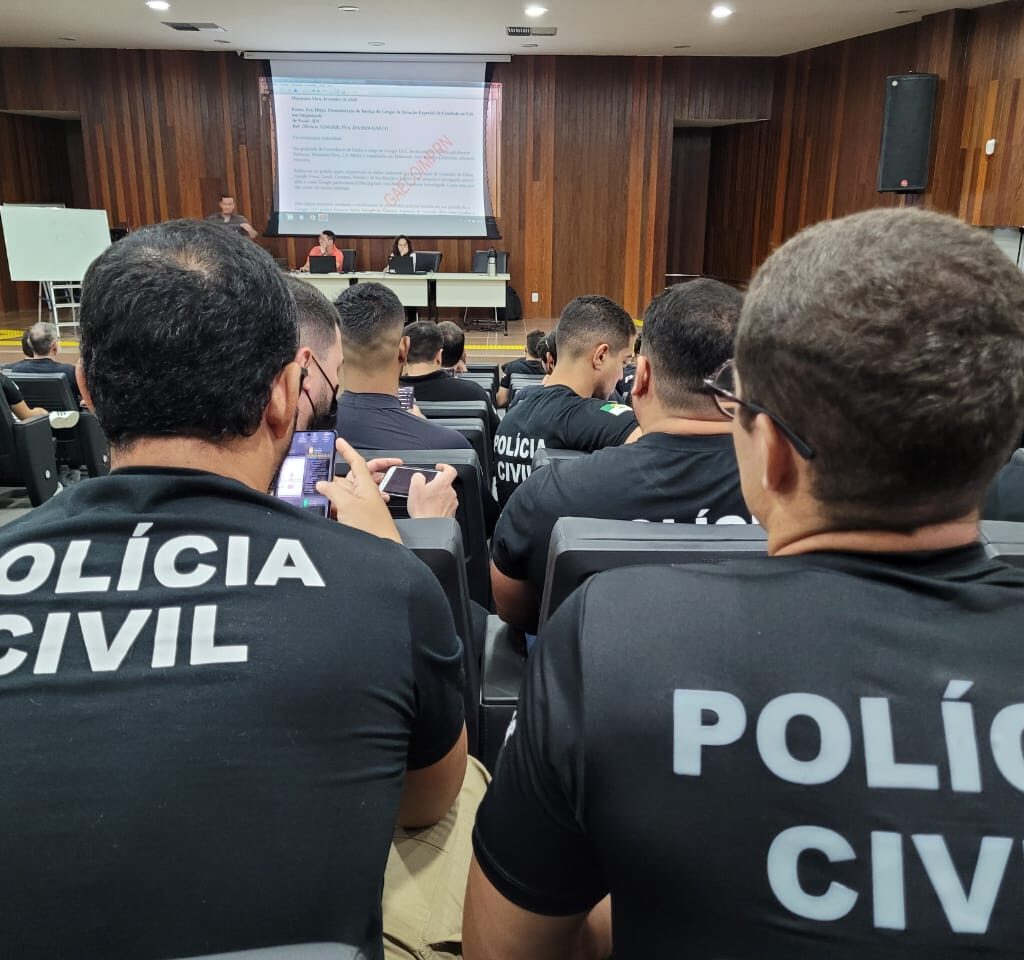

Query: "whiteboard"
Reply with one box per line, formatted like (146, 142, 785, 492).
(0, 206, 111, 282)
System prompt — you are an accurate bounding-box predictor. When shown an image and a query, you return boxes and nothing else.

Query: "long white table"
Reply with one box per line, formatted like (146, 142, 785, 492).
(293, 271, 509, 314)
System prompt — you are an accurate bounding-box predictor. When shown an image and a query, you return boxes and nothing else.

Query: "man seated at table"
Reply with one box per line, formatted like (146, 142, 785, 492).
(299, 230, 345, 272)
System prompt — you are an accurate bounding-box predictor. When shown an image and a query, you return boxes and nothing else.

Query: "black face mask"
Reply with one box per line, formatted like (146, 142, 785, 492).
(305, 354, 339, 431)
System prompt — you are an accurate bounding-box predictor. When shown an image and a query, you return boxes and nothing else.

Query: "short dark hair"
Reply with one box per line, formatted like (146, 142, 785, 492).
(320, 230, 336, 241)
(80, 219, 297, 448)
(525, 329, 546, 358)
(404, 320, 444, 363)
(437, 321, 465, 368)
(738, 207, 1024, 530)
(392, 235, 414, 256)
(642, 280, 742, 411)
(285, 276, 341, 356)
(334, 282, 405, 369)
(555, 296, 635, 361)
(538, 329, 557, 366)
(24, 323, 59, 357)
(219, 194, 233, 201)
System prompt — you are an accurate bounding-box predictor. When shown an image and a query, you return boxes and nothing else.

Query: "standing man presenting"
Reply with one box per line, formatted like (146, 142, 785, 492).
(206, 194, 258, 239)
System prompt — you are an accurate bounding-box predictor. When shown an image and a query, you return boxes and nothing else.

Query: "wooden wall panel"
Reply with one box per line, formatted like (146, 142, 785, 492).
(0, 114, 77, 311)
(666, 128, 712, 277)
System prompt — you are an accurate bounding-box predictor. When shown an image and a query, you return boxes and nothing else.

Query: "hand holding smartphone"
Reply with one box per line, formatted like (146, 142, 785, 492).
(273, 430, 337, 517)
(379, 465, 441, 498)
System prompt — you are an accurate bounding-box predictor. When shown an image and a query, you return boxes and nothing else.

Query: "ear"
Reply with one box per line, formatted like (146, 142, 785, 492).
(294, 347, 314, 393)
(631, 355, 652, 401)
(592, 342, 610, 370)
(75, 362, 94, 412)
(756, 412, 801, 497)
(398, 335, 410, 366)
(433, 348, 444, 367)
(266, 362, 303, 440)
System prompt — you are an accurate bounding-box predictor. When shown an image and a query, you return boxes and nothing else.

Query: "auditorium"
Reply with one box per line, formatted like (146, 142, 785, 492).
(2, 1, 1024, 958)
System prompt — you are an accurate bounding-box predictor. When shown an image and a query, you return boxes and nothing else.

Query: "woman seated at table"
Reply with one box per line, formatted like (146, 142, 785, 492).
(299, 231, 344, 272)
(385, 235, 415, 271)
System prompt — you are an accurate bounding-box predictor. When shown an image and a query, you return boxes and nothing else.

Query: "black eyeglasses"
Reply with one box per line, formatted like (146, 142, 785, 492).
(703, 360, 815, 460)
(308, 353, 339, 398)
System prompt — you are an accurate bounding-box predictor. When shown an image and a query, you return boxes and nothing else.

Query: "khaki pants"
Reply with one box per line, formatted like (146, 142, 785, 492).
(382, 757, 490, 960)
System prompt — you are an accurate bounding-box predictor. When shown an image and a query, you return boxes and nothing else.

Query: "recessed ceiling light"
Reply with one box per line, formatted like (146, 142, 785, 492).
(368, 41, 386, 46)
(60, 36, 78, 41)
(338, 4, 359, 10)
(214, 38, 230, 43)
(711, 4, 733, 18)
(674, 43, 691, 48)
(522, 42, 539, 47)
(894, 8, 916, 13)
(525, 5, 548, 17)
(146, 1, 171, 10)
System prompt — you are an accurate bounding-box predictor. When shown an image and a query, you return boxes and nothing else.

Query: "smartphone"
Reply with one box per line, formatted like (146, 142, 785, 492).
(398, 386, 415, 411)
(273, 430, 337, 516)
(380, 465, 440, 498)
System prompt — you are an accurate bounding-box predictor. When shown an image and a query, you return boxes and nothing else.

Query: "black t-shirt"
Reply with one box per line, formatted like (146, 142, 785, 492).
(0, 468, 463, 959)
(500, 357, 546, 389)
(493, 385, 639, 506)
(474, 546, 1024, 957)
(492, 432, 751, 597)
(984, 449, 1024, 520)
(1, 372, 24, 409)
(336, 390, 471, 452)
(400, 369, 499, 437)
(7, 357, 82, 402)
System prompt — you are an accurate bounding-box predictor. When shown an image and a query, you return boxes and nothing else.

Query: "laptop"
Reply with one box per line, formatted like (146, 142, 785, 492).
(389, 254, 414, 274)
(309, 255, 338, 274)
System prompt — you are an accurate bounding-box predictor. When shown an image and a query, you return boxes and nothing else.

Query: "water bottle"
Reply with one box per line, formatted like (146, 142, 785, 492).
(487, 248, 497, 277)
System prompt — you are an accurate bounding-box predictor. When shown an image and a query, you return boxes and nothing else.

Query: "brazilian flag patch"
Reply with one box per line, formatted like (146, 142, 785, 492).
(600, 402, 632, 416)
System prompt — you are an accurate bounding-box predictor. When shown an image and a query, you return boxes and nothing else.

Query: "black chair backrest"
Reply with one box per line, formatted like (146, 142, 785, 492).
(472, 250, 510, 273)
(0, 392, 59, 505)
(416, 399, 492, 450)
(350, 448, 490, 607)
(539, 517, 769, 626)
(981, 520, 1024, 567)
(415, 251, 442, 272)
(395, 517, 481, 757)
(4, 371, 76, 411)
(532, 447, 589, 471)
(456, 372, 498, 399)
(432, 418, 491, 489)
(480, 618, 526, 772)
(508, 373, 545, 406)
(467, 362, 499, 378)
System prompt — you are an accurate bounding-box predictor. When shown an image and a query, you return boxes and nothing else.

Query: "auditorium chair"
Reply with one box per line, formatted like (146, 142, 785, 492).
(532, 447, 589, 471)
(539, 517, 768, 627)
(0, 391, 60, 506)
(416, 399, 494, 453)
(467, 362, 500, 380)
(345, 448, 491, 608)
(455, 371, 499, 403)
(479, 520, 769, 771)
(980, 519, 1024, 568)
(430, 418, 492, 489)
(5, 371, 110, 478)
(395, 517, 483, 758)
(508, 373, 544, 407)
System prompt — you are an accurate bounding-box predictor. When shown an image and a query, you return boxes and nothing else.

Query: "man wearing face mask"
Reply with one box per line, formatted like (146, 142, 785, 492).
(0, 220, 473, 960)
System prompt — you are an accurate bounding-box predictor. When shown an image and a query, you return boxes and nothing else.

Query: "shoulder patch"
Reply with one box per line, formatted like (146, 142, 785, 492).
(600, 402, 632, 416)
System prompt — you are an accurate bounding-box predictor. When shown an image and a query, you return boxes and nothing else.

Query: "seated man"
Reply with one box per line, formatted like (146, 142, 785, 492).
(496, 329, 547, 408)
(467, 208, 1024, 957)
(299, 229, 345, 272)
(0, 371, 48, 422)
(401, 320, 499, 438)
(0, 220, 469, 960)
(493, 296, 641, 506)
(491, 280, 752, 633)
(439, 320, 470, 373)
(334, 283, 471, 453)
(8, 321, 81, 402)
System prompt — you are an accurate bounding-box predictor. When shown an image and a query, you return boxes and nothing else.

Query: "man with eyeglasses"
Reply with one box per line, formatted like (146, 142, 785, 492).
(490, 279, 752, 634)
(465, 208, 1024, 959)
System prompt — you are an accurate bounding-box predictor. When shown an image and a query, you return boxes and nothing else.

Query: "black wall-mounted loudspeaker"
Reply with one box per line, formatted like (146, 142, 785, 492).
(877, 73, 938, 193)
